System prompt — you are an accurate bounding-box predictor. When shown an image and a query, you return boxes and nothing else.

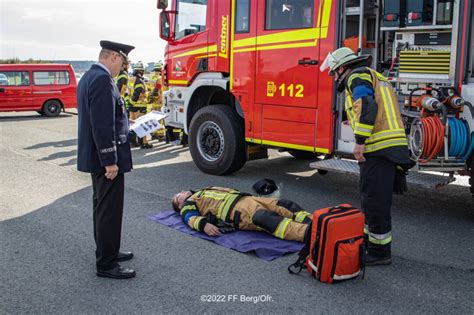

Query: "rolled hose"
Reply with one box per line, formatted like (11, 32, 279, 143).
(419, 116, 445, 163)
(448, 117, 474, 160)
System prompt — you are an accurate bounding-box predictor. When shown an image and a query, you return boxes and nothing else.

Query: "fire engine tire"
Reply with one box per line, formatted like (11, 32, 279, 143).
(42, 100, 62, 117)
(189, 105, 246, 175)
(288, 150, 319, 160)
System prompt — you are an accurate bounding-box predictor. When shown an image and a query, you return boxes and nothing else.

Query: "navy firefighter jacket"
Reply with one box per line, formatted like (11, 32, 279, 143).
(77, 64, 132, 174)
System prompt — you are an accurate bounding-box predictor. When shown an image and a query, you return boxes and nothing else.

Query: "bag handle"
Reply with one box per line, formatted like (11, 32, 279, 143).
(328, 205, 356, 213)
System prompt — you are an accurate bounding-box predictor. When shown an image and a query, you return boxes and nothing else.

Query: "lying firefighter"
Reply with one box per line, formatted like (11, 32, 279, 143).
(171, 186, 312, 242)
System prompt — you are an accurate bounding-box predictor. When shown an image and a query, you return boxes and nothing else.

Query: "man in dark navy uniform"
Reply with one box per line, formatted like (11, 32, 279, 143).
(77, 40, 136, 279)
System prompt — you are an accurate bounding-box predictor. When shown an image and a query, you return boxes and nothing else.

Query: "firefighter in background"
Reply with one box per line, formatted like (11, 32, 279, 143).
(148, 61, 166, 141)
(128, 61, 153, 149)
(321, 47, 411, 266)
(172, 187, 312, 242)
(115, 61, 129, 99)
(148, 61, 163, 107)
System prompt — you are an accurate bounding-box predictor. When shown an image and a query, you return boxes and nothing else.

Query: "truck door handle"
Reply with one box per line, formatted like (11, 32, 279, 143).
(298, 59, 319, 66)
(0, 88, 5, 93)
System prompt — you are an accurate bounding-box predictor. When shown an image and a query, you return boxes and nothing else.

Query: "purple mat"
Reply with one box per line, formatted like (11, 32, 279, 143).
(148, 211, 303, 261)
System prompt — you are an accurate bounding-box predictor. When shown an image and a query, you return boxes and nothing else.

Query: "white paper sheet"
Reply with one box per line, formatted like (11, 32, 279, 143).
(130, 111, 168, 138)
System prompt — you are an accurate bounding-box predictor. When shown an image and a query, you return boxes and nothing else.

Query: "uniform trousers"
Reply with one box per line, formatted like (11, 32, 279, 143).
(359, 156, 395, 257)
(91, 173, 124, 271)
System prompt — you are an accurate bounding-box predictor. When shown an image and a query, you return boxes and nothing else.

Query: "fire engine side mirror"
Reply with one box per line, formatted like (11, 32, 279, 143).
(157, 0, 168, 9)
(160, 11, 173, 41)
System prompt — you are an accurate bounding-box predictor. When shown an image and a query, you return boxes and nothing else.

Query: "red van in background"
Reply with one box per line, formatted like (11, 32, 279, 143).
(0, 64, 77, 117)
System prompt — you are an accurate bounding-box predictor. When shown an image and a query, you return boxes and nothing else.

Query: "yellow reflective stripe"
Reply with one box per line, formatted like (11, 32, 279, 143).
(234, 40, 316, 53)
(368, 232, 392, 245)
(274, 218, 292, 239)
(364, 225, 369, 234)
(230, 0, 236, 90)
(134, 83, 145, 89)
(117, 74, 128, 80)
(365, 138, 407, 153)
(245, 138, 329, 154)
(345, 96, 356, 129)
(168, 80, 188, 85)
(347, 73, 373, 89)
(174, 45, 217, 58)
(379, 85, 395, 130)
(295, 211, 310, 223)
(201, 191, 226, 201)
(383, 86, 400, 129)
(295, 212, 305, 223)
(354, 130, 372, 137)
(218, 193, 239, 221)
(354, 122, 374, 136)
(193, 217, 204, 230)
(366, 129, 406, 144)
(180, 204, 197, 216)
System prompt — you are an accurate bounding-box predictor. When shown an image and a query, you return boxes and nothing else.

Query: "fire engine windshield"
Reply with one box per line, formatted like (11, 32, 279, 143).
(175, 0, 207, 40)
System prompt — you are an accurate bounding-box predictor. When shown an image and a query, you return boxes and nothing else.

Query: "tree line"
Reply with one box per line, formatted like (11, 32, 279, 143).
(0, 58, 51, 64)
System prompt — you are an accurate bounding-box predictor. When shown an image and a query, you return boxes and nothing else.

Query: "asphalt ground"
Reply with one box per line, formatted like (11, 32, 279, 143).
(0, 111, 473, 314)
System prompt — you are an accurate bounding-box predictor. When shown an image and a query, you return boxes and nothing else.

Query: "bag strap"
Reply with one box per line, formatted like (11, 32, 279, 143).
(288, 232, 311, 275)
(288, 256, 306, 274)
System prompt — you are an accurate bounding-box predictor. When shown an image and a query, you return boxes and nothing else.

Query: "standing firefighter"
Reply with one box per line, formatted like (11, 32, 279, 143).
(128, 61, 153, 149)
(148, 61, 163, 108)
(321, 47, 411, 266)
(148, 61, 166, 141)
(115, 62, 129, 99)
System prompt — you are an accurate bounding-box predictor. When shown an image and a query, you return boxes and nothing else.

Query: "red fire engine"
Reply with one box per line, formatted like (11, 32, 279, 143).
(157, 0, 474, 193)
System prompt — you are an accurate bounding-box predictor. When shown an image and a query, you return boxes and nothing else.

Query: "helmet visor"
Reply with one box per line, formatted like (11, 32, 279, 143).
(320, 52, 336, 75)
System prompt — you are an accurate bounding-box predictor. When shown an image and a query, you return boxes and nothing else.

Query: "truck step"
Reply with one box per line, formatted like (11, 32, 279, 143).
(310, 159, 455, 189)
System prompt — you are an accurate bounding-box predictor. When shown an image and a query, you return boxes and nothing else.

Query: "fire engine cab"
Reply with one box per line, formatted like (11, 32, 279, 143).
(157, 0, 474, 194)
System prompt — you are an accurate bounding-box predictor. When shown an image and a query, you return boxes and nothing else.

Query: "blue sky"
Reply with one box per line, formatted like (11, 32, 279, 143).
(0, 0, 167, 63)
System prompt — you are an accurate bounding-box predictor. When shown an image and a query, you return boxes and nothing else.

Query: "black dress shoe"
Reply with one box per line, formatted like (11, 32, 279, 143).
(116, 251, 133, 262)
(97, 265, 136, 279)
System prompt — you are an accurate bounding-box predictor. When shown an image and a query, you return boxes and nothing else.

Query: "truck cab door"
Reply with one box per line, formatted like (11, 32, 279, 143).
(253, 0, 324, 152)
(167, 0, 209, 86)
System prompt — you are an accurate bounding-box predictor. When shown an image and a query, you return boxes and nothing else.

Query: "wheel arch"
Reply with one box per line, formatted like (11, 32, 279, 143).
(183, 73, 243, 133)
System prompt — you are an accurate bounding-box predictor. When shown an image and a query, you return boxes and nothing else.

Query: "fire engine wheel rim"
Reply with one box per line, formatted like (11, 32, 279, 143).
(197, 121, 225, 162)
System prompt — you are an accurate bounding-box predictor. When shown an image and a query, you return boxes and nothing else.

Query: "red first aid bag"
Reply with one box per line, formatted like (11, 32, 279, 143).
(289, 204, 365, 284)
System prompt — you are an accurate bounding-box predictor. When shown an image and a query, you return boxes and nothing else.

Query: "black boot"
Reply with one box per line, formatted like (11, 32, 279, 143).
(140, 143, 153, 149)
(365, 253, 392, 266)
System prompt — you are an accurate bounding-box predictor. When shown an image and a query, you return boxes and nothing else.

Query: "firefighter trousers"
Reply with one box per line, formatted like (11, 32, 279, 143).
(229, 196, 312, 242)
(359, 156, 395, 257)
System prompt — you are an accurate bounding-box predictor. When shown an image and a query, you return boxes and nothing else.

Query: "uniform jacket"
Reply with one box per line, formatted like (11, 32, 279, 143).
(129, 75, 148, 108)
(115, 70, 129, 97)
(77, 64, 132, 174)
(344, 67, 408, 154)
(180, 187, 244, 231)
